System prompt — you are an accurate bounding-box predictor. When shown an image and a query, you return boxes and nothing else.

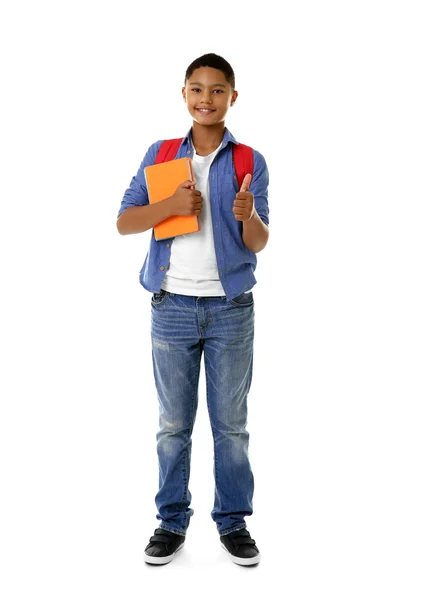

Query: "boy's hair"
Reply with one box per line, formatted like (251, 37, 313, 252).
(185, 53, 235, 90)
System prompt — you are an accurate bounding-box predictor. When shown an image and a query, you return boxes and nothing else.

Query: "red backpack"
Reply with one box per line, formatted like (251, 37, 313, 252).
(155, 138, 253, 190)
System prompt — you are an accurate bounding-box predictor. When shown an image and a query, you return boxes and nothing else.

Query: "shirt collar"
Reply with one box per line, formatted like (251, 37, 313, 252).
(181, 127, 239, 150)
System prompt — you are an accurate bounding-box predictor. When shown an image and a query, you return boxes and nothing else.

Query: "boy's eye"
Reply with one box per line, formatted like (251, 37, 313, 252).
(189, 88, 224, 94)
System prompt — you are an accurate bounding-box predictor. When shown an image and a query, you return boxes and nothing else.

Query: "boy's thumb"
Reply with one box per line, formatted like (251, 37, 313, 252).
(180, 179, 196, 189)
(239, 174, 252, 192)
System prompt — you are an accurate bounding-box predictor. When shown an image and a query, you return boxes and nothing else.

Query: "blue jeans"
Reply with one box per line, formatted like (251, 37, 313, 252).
(150, 290, 255, 536)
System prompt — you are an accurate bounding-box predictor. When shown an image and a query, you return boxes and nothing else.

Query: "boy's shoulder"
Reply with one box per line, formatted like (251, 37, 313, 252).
(148, 139, 167, 153)
(141, 139, 167, 167)
(237, 144, 267, 171)
(230, 135, 267, 166)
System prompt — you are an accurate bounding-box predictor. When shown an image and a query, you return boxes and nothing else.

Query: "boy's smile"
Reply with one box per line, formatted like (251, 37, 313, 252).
(183, 66, 238, 127)
(196, 108, 216, 115)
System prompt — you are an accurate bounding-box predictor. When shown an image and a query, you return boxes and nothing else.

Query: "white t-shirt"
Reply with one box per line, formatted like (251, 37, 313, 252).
(161, 143, 226, 296)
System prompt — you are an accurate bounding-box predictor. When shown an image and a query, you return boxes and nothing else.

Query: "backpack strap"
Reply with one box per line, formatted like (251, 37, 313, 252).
(155, 138, 254, 190)
(155, 138, 183, 164)
(232, 143, 254, 190)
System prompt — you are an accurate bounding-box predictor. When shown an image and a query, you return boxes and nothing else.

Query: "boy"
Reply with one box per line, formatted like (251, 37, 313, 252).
(116, 53, 269, 566)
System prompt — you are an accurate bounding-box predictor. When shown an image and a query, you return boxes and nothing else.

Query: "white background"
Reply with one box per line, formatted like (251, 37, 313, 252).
(1, 0, 423, 598)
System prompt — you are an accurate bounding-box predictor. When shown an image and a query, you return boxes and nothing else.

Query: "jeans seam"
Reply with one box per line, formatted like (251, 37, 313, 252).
(181, 349, 201, 531)
(205, 365, 219, 515)
(181, 446, 188, 530)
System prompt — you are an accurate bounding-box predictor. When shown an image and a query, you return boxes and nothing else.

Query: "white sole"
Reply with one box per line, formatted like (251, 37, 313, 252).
(144, 542, 185, 565)
(221, 542, 261, 566)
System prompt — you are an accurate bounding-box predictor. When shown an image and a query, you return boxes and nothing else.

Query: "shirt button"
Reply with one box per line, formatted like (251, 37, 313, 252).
(234, 175, 237, 180)
(166, 243, 170, 248)
(187, 150, 191, 154)
(160, 266, 165, 271)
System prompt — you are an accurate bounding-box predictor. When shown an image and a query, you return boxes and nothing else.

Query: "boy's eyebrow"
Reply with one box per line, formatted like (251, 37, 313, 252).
(188, 82, 227, 87)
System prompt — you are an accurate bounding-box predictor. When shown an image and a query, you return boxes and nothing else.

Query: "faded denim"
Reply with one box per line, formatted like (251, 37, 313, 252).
(151, 290, 255, 536)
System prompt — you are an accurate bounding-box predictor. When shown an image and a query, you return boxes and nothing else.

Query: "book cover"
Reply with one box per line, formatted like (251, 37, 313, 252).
(144, 157, 200, 241)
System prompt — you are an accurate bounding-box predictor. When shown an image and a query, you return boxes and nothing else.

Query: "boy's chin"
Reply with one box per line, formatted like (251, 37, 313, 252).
(192, 115, 224, 127)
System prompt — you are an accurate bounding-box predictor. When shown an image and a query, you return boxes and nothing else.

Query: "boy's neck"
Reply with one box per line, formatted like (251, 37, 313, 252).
(191, 122, 225, 156)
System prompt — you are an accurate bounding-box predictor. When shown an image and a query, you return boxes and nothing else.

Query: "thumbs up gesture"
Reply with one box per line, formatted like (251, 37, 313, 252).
(232, 174, 254, 222)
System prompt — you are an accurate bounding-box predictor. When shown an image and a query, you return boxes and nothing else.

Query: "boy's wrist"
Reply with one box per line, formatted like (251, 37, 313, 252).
(162, 196, 174, 218)
(243, 208, 258, 225)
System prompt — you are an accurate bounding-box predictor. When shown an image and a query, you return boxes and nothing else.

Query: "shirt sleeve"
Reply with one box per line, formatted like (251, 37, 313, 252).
(250, 150, 270, 226)
(117, 140, 164, 218)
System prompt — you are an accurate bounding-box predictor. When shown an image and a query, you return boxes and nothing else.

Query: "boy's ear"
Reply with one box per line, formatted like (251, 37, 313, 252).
(182, 87, 186, 102)
(230, 90, 238, 106)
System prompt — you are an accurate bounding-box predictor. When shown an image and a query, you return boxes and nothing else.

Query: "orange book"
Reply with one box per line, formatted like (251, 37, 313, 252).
(144, 157, 200, 241)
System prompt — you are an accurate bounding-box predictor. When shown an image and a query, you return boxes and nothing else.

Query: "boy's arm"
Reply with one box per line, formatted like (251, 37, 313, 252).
(117, 202, 173, 235)
(117, 142, 203, 235)
(116, 141, 161, 234)
(117, 182, 202, 235)
(241, 210, 269, 253)
(232, 150, 270, 253)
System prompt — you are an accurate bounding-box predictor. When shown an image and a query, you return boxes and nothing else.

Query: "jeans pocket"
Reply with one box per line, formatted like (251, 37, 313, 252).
(229, 291, 254, 307)
(151, 289, 169, 306)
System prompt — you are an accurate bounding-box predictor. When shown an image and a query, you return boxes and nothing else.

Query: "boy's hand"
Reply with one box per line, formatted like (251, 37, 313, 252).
(168, 180, 203, 216)
(233, 174, 254, 221)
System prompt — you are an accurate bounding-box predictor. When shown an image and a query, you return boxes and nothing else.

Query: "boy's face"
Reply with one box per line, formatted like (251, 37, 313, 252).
(182, 67, 238, 126)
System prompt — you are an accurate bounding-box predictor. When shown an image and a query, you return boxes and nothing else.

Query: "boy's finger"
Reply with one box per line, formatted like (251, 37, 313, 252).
(239, 174, 252, 192)
(180, 179, 196, 188)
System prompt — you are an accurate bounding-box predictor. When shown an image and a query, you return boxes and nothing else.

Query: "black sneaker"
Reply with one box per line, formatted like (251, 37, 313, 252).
(144, 528, 185, 565)
(220, 528, 261, 566)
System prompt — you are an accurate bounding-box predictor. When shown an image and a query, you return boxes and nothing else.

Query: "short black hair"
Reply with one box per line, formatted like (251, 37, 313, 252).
(185, 53, 235, 89)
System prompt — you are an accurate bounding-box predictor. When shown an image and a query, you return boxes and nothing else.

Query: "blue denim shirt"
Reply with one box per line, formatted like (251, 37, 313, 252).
(117, 127, 269, 301)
